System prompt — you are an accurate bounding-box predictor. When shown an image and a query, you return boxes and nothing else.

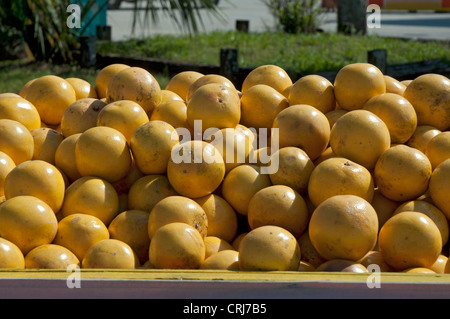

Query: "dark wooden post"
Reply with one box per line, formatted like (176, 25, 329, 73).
(368, 49, 387, 74)
(79, 36, 97, 68)
(236, 20, 249, 33)
(337, 0, 367, 35)
(220, 48, 239, 83)
(97, 25, 112, 41)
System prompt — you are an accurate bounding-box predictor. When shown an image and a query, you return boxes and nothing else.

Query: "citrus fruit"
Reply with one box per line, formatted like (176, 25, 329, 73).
(0, 237, 25, 269)
(370, 188, 400, 230)
(60, 98, 107, 137)
(238, 225, 300, 271)
(333, 63, 386, 111)
(159, 89, 184, 103)
(194, 194, 238, 243)
(149, 222, 206, 269)
(406, 125, 441, 154)
(167, 140, 225, 198)
(272, 104, 330, 161)
(378, 211, 442, 270)
(25, 75, 77, 125)
(240, 84, 289, 130)
(200, 250, 239, 270)
(362, 93, 417, 144)
(289, 74, 336, 114)
(0, 95, 41, 131)
(75, 126, 132, 183)
(81, 239, 137, 269)
(53, 213, 110, 261)
(108, 210, 150, 264)
(394, 200, 448, 246)
(60, 176, 120, 226)
(165, 70, 204, 102)
(18, 79, 36, 98)
(106, 66, 162, 114)
(0, 151, 15, 196)
(148, 195, 208, 239)
(329, 109, 391, 169)
(315, 259, 368, 273)
(221, 164, 272, 216)
(231, 232, 247, 251)
(204, 236, 235, 259)
(429, 255, 448, 274)
(54, 133, 82, 182)
(0, 195, 58, 254)
(241, 64, 292, 95)
(97, 100, 149, 142)
(247, 185, 309, 238)
(298, 231, 327, 268)
(127, 174, 177, 212)
(325, 109, 348, 129)
(94, 64, 130, 99)
(402, 267, 436, 274)
(0, 119, 34, 164)
(31, 127, 64, 165)
(425, 131, 450, 170)
(358, 250, 392, 272)
(65, 77, 98, 100)
(130, 120, 179, 175)
(268, 147, 315, 195)
(384, 75, 406, 96)
(403, 73, 450, 130)
(24, 244, 80, 269)
(186, 74, 237, 102)
(186, 82, 241, 132)
(206, 126, 253, 173)
(308, 195, 379, 261)
(111, 159, 145, 194)
(149, 99, 188, 130)
(374, 144, 432, 202)
(308, 157, 374, 208)
(429, 158, 450, 219)
(4, 159, 65, 212)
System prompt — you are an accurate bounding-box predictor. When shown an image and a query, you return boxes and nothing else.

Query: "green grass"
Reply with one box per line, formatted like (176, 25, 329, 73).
(97, 30, 450, 74)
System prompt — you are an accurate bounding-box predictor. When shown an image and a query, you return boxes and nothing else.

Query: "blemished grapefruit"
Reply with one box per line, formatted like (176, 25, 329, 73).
(241, 64, 293, 95)
(186, 82, 241, 132)
(167, 140, 225, 199)
(308, 195, 379, 261)
(247, 185, 309, 238)
(333, 63, 386, 111)
(238, 225, 300, 271)
(374, 145, 432, 202)
(272, 104, 330, 161)
(329, 109, 390, 170)
(289, 74, 336, 114)
(307, 157, 375, 207)
(378, 211, 442, 270)
(362, 93, 417, 144)
(149, 222, 206, 269)
(165, 70, 204, 102)
(106, 67, 162, 114)
(240, 84, 289, 130)
(25, 75, 77, 125)
(403, 73, 450, 131)
(94, 64, 130, 99)
(0, 195, 58, 255)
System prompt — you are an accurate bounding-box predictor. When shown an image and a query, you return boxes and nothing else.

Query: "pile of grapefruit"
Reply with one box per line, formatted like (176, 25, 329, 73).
(0, 61, 450, 275)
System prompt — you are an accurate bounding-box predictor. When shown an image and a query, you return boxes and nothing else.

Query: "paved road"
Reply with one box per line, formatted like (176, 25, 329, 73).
(106, 0, 450, 41)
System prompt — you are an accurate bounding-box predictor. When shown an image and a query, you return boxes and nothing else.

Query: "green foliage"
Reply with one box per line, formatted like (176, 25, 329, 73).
(97, 30, 450, 75)
(264, 0, 323, 34)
